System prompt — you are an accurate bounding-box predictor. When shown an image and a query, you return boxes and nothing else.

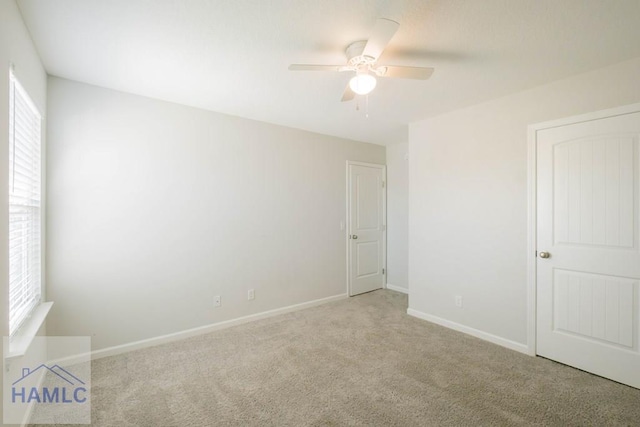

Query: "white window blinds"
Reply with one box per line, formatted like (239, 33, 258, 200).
(8, 72, 42, 336)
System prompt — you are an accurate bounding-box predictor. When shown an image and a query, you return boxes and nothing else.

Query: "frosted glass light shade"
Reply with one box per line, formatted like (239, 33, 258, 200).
(349, 73, 377, 95)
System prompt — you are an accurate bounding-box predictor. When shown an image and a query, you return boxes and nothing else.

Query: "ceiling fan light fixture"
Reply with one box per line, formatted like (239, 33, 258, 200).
(349, 72, 377, 95)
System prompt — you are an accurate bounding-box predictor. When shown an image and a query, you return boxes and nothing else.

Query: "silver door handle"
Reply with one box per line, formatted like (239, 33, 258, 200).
(539, 251, 550, 259)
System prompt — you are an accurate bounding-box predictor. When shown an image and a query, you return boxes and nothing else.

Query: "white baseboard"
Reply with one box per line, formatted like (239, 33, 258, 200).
(407, 308, 529, 355)
(91, 293, 348, 360)
(385, 284, 408, 294)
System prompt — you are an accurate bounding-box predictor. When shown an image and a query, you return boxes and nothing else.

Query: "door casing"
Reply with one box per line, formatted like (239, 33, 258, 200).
(527, 102, 640, 356)
(346, 161, 387, 296)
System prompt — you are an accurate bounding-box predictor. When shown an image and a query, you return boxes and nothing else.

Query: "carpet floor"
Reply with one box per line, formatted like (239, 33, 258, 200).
(31, 290, 640, 426)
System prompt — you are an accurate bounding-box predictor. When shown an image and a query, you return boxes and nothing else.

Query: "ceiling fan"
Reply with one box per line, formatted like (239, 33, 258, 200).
(288, 18, 434, 102)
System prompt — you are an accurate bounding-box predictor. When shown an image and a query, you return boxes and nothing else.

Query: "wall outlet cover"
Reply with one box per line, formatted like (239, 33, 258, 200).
(455, 295, 463, 308)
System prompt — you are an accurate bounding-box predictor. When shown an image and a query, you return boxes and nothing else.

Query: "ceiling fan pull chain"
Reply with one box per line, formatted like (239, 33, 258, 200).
(366, 94, 369, 119)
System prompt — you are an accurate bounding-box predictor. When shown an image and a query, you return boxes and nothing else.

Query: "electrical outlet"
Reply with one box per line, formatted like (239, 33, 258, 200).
(214, 295, 221, 307)
(247, 289, 255, 301)
(455, 295, 463, 308)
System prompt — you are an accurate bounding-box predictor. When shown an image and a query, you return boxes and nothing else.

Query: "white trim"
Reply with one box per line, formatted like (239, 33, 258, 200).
(526, 124, 538, 356)
(346, 160, 386, 168)
(385, 284, 408, 294)
(90, 293, 348, 360)
(345, 162, 350, 295)
(383, 165, 387, 289)
(529, 102, 640, 133)
(346, 161, 387, 297)
(526, 102, 640, 358)
(407, 308, 529, 355)
(6, 302, 53, 359)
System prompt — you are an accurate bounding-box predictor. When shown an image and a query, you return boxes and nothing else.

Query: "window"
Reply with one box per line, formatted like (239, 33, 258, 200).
(8, 72, 42, 336)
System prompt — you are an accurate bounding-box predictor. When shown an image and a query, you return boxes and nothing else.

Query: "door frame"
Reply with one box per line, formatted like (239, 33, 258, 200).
(526, 102, 640, 357)
(346, 161, 387, 296)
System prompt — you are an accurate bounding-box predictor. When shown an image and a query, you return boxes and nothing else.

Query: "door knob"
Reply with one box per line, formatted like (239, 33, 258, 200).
(352, 235, 358, 239)
(539, 251, 551, 259)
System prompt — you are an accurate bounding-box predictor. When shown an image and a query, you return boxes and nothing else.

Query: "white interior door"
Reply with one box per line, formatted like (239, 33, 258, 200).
(536, 109, 640, 388)
(348, 162, 385, 296)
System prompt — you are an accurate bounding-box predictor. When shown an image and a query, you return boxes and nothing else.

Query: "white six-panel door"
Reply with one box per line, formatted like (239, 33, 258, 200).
(536, 109, 640, 388)
(348, 162, 385, 296)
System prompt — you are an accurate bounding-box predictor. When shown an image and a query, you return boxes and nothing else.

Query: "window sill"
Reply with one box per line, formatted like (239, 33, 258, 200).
(6, 302, 53, 360)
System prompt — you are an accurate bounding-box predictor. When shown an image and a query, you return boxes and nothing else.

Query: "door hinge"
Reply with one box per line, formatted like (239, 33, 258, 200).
(382, 268, 385, 275)
(382, 181, 385, 188)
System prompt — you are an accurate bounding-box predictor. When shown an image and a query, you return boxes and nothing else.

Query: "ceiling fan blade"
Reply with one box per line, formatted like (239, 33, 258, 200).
(378, 65, 434, 80)
(341, 84, 355, 102)
(288, 64, 343, 72)
(362, 18, 400, 60)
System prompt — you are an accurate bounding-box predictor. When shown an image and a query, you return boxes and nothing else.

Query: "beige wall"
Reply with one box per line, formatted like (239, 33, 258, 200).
(46, 77, 385, 350)
(385, 143, 409, 291)
(409, 56, 640, 347)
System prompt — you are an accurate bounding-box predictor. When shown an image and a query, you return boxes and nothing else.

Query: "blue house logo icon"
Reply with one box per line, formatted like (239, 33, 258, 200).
(12, 364, 88, 404)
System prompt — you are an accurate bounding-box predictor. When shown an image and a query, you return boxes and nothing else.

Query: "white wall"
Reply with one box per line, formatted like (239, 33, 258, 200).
(46, 77, 385, 350)
(409, 56, 640, 347)
(385, 143, 409, 292)
(0, 1, 47, 424)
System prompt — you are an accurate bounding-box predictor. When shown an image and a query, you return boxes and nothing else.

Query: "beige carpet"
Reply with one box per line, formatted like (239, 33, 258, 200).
(31, 290, 640, 426)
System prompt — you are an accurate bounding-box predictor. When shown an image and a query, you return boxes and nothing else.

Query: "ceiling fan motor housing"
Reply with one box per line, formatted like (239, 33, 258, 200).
(346, 41, 376, 66)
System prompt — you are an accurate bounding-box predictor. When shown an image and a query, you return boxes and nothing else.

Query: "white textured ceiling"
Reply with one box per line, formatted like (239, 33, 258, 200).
(16, 0, 640, 145)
